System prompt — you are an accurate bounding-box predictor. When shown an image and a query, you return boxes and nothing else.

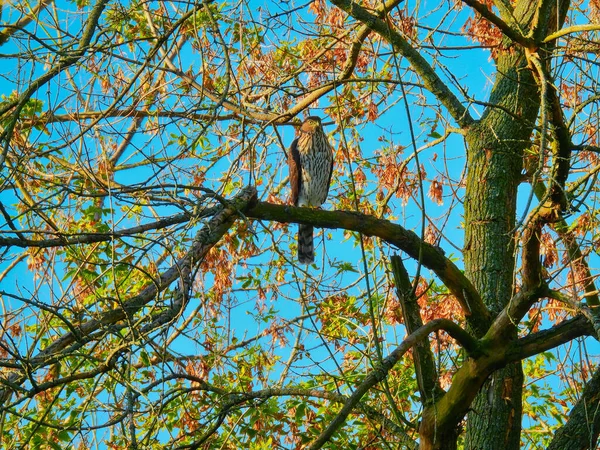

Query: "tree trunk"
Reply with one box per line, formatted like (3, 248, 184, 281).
(464, 364, 524, 449)
(463, 0, 569, 447)
(462, 5, 540, 449)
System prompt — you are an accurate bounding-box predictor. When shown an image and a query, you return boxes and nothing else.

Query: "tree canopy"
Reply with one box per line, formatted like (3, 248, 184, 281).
(1, 0, 600, 449)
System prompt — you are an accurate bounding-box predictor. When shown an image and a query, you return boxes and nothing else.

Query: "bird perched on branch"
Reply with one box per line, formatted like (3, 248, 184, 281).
(288, 116, 334, 264)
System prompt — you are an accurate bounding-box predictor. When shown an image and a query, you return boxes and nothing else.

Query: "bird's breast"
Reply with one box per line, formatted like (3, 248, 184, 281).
(297, 134, 333, 207)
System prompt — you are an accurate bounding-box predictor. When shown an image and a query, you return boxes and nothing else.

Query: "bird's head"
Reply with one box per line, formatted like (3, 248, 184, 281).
(300, 116, 323, 134)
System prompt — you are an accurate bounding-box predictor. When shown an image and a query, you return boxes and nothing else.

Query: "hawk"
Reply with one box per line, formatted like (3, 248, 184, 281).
(288, 116, 334, 264)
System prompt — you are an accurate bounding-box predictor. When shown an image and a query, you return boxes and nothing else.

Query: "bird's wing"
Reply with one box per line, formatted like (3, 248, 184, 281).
(326, 140, 334, 198)
(288, 137, 301, 206)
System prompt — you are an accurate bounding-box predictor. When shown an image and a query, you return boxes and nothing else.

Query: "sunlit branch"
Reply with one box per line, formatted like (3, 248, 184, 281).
(526, 51, 572, 212)
(543, 23, 600, 43)
(513, 51, 554, 232)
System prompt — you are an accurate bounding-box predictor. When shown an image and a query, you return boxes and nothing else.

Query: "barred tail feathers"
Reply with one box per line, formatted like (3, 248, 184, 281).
(298, 224, 314, 264)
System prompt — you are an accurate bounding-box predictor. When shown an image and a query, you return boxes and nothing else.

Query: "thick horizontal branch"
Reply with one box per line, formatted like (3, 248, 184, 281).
(506, 315, 593, 363)
(247, 201, 490, 327)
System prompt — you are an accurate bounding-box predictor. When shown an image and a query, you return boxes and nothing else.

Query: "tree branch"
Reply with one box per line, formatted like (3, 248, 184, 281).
(546, 289, 600, 341)
(543, 23, 600, 43)
(308, 318, 477, 449)
(461, 0, 531, 47)
(0, 0, 55, 46)
(391, 255, 445, 405)
(485, 287, 544, 343)
(164, 2, 380, 125)
(328, 0, 474, 128)
(529, 0, 571, 43)
(531, 182, 600, 327)
(247, 201, 490, 327)
(0, 0, 110, 166)
(0, 186, 258, 405)
(505, 315, 593, 363)
(0, 212, 193, 248)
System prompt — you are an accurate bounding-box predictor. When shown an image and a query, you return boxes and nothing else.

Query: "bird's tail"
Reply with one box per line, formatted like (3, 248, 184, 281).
(298, 224, 314, 264)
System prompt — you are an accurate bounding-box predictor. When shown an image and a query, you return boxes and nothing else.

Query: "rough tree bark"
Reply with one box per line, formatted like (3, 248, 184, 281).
(463, 1, 569, 449)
